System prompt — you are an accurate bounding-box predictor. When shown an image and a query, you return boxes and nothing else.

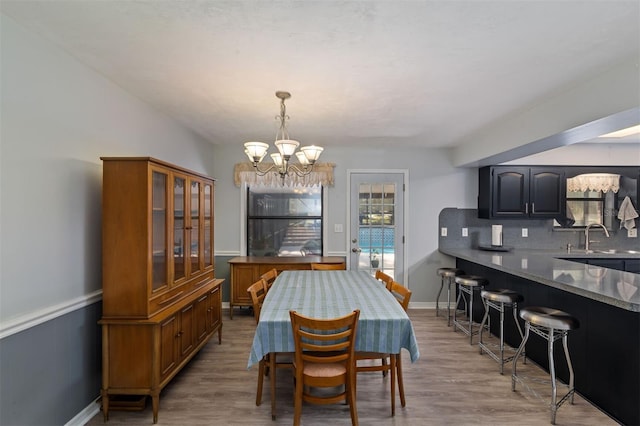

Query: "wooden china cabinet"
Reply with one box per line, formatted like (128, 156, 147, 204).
(100, 157, 223, 423)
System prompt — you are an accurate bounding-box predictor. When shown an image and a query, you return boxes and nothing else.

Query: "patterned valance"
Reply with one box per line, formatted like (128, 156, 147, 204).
(567, 173, 620, 193)
(234, 162, 335, 187)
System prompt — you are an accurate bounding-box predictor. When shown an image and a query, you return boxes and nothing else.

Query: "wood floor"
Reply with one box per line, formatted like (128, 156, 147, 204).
(86, 309, 617, 426)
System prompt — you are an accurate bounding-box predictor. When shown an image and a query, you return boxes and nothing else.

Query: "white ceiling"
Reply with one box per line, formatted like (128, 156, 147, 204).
(2, 1, 639, 149)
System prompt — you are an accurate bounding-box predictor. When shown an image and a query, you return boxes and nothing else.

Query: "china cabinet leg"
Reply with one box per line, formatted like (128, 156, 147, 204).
(152, 395, 159, 424)
(101, 391, 109, 421)
(218, 326, 222, 344)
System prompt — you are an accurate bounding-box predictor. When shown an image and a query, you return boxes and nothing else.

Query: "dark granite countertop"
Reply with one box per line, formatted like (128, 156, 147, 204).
(439, 247, 640, 312)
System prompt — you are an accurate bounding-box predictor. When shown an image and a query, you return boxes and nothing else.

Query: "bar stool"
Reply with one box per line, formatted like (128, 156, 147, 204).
(452, 275, 487, 344)
(511, 307, 580, 425)
(478, 289, 525, 374)
(436, 268, 464, 326)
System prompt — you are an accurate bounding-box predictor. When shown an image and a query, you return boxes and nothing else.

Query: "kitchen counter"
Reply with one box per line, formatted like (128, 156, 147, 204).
(439, 247, 640, 312)
(439, 246, 640, 425)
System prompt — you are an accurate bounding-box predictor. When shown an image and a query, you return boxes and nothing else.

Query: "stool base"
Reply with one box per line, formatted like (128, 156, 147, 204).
(452, 286, 486, 344)
(512, 322, 576, 424)
(478, 298, 525, 374)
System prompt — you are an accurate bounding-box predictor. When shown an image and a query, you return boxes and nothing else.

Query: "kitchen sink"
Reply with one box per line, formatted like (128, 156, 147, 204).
(592, 249, 640, 254)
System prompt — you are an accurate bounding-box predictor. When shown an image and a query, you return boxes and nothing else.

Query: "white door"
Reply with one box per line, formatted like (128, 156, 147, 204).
(349, 172, 405, 283)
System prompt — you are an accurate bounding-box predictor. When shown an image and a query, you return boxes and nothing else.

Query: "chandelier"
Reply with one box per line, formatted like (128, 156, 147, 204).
(244, 91, 323, 184)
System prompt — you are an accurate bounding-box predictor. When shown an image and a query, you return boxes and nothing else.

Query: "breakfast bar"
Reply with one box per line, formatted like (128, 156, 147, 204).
(439, 247, 640, 425)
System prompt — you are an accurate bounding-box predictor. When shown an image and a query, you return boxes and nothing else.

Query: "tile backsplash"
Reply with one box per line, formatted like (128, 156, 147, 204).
(438, 208, 639, 252)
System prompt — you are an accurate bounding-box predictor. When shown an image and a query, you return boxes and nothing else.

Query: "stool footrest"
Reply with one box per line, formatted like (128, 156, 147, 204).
(511, 374, 575, 411)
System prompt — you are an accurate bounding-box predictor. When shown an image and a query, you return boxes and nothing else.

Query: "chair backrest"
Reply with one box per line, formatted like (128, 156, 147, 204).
(390, 281, 412, 312)
(310, 262, 346, 270)
(289, 309, 360, 366)
(247, 278, 267, 324)
(260, 268, 279, 291)
(375, 269, 394, 291)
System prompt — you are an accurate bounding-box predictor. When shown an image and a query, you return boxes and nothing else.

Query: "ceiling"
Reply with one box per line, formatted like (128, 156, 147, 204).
(2, 1, 639, 150)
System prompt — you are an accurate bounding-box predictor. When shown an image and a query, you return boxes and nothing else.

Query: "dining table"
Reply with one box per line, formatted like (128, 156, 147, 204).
(247, 270, 420, 418)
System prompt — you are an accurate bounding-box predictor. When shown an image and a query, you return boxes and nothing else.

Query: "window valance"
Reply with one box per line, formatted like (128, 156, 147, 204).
(567, 173, 620, 193)
(233, 162, 335, 187)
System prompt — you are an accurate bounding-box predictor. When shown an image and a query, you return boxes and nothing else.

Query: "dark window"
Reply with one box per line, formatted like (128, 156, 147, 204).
(247, 186, 322, 256)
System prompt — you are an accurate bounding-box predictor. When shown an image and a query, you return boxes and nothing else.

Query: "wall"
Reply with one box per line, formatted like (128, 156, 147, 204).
(211, 143, 477, 306)
(0, 15, 215, 425)
(451, 59, 640, 167)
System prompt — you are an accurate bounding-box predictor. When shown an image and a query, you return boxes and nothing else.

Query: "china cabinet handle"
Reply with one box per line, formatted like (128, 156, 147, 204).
(158, 291, 184, 305)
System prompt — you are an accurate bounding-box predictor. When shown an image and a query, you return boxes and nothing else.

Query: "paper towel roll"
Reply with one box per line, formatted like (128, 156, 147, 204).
(491, 225, 503, 246)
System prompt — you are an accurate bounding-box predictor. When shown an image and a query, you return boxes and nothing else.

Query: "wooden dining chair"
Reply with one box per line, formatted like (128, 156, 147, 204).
(375, 269, 394, 291)
(310, 262, 346, 270)
(355, 280, 412, 416)
(289, 309, 360, 426)
(260, 268, 279, 292)
(247, 278, 292, 410)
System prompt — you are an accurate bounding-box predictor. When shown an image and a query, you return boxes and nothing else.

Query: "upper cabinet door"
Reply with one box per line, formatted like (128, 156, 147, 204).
(491, 168, 529, 217)
(478, 166, 565, 219)
(529, 168, 564, 218)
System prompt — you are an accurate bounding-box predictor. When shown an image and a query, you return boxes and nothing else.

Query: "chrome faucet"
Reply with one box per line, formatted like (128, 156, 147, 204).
(585, 223, 610, 252)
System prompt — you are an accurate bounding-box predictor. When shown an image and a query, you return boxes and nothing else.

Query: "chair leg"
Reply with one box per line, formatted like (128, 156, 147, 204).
(468, 288, 474, 344)
(381, 356, 388, 377)
(446, 278, 453, 326)
(348, 369, 359, 426)
(453, 285, 463, 332)
(293, 372, 303, 426)
(512, 303, 526, 364)
(549, 328, 558, 425)
(397, 353, 406, 408)
(478, 299, 490, 354)
(256, 357, 265, 406)
(436, 277, 444, 317)
(512, 322, 530, 391)
(390, 354, 396, 416)
(562, 333, 575, 405)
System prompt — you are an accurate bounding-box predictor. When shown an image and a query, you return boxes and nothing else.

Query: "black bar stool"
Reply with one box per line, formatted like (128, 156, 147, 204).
(511, 307, 580, 425)
(478, 289, 525, 374)
(452, 275, 487, 344)
(436, 268, 464, 326)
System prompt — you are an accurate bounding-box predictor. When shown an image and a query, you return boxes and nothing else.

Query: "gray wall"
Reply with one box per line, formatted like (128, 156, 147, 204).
(0, 15, 215, 425)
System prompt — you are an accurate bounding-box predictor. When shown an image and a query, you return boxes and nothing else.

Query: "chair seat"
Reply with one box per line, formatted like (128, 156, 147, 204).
(481, 289, 523, 304)
(520, 306, 580, 330)
(455, 275, 487, 287)
(437, 267, 463, 278)
(303, 362, 347, 377)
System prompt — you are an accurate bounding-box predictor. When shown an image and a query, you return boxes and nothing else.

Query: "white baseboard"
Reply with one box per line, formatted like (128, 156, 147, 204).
(65, 396, 100, 426)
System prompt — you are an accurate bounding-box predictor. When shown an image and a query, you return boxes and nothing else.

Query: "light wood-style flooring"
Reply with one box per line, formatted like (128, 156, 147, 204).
(86, 309, 617, 425)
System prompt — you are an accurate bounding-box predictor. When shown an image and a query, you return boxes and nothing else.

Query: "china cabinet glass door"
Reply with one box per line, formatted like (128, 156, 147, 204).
(173, 175, 186, 282)
(152, 170, 168, 291)
(203, 183, 213, 268)
(190, 180, 201, 275)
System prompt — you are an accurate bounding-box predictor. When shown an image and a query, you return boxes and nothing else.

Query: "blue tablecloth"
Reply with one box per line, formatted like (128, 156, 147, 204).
(247, 270, 420, 368)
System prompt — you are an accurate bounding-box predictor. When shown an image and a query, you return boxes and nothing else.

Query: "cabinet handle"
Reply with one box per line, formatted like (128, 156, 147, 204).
(158, 291, 184, 305)
(531, 202, 535, 214)
(525, 203, 528, 214)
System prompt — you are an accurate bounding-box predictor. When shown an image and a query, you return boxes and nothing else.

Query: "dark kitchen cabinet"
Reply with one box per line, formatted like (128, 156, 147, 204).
(478, 166, 565, 219)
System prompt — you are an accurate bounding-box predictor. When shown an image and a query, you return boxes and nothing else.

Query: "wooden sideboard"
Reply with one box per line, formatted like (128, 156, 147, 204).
(228, 256, 346, 318)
